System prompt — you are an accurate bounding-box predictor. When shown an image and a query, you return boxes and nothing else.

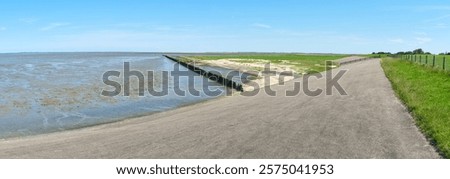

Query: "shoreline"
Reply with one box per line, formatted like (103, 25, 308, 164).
(0, 58, 439, 159)
(1, 55, 364, 141)
(1, 55, 365, 140)
(0, 53, 226, 140)
(0, 56, 362, 140)
(1, 91, 232, 142)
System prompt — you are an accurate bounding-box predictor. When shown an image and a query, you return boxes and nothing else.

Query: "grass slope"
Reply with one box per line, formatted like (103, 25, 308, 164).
(402, 55, 450, 70)
(381, 58, 450, 158)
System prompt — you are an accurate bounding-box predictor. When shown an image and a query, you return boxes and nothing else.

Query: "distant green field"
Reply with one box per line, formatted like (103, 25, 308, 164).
(189, 54, 347, 61)
(183, 54, 348, 74)
(382, 58, 450, 158)
(366, 54, 391, 58)
(402, 55, 450, 71)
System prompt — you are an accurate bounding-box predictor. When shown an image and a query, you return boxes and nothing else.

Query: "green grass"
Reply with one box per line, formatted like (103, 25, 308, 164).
(183, 54, 348, 74)
(381, 58, 450, 158)
(402, 55, 450, 71)
(366, 54, 391, 58)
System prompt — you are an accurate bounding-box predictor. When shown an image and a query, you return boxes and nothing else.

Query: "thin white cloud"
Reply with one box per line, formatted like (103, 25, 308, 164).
(19, 18, 39, 24)
(386, 5, 450, 12)
(425, 14, 450, 22)
(274, 29, 312, 37)
(389, 38, 405, 44)
(251, 23, 272, 29)
(153, 26, 172, 31)
(434, 23, 448, 29)
(413, 32, 428, 36)
(418, 5, 450, 11)
(112, 24, 196, 33)
(0, 27, 6, 31)
(40, 23, 70, 31)
(334, 35, 368, 44)
(415, 37, 432, 44)
(108, 23, 154, 29)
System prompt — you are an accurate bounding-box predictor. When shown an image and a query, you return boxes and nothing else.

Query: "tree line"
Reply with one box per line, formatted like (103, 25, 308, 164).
(372, 49, 449, 55)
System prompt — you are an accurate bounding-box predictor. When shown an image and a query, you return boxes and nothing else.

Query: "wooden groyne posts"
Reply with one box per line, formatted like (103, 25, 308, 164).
(163, 55, 244, 92)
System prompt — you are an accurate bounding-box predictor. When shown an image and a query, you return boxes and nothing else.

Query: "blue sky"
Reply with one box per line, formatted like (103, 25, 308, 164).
(0, 0, 449, 54)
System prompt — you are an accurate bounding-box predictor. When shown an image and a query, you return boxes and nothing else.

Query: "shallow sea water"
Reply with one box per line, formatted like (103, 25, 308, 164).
(0, 52, 226, 138)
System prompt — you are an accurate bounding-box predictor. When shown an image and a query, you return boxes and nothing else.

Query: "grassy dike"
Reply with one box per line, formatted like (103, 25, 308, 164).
(181, 54, 347, 74)
(381, 58, 450, 158)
